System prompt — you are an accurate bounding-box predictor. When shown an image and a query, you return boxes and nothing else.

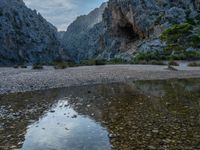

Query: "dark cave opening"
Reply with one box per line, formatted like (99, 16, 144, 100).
(117, 22, 139, 40)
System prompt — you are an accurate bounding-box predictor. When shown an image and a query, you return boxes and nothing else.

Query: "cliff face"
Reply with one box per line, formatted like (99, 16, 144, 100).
(195, 0, 200, 11)
(103, 0, 199, 55)
(2, 0, 198, 65)
(62, 3, 107, 62)
(62, 0, 200, 62)
(0, 0, 63, 66)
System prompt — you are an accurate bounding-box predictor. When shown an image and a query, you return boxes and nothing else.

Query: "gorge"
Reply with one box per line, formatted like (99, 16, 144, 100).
(0, 0, 200, 65)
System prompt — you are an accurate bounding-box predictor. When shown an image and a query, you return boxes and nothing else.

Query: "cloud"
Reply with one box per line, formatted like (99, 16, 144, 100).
(24, 0, 107, 31)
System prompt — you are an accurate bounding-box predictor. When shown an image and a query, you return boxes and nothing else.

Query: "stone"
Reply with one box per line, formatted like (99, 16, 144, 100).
(152, 129, 159, 133)
(50, 110, 55, 113)
(71, 115, 77, 118)
(148, 145, 156, 149)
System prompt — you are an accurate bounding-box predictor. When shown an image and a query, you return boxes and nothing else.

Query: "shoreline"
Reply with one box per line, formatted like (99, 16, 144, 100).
(0, 64, 200, 95)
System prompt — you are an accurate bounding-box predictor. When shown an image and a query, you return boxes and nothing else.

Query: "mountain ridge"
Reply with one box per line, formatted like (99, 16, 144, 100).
(1, 0, 200, 65)
(0, 0, 66, 66)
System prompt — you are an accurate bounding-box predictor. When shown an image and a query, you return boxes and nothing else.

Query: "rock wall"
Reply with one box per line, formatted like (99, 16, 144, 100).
(0, 0, 64, 66)
(98, 0, 199, 58)
(62, 0, 200, 62)
(195, 0, 200, 11)
(61, 3, 107, 62)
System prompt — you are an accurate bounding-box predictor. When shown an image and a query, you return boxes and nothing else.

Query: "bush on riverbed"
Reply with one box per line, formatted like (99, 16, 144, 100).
(168, 61, 179, 66)
(148, 60, 165, 65)
(82, 59, 106, 66)
(13, 64, 27, 68)
(20, 65, 27, 68)
(131, 59, 165, 65)
(107, 58, 129, 64)
(94, 59, 106, 65)
(54, 62, 68, 69)
(53, 61, 77, 69)
(13, 65, 19, 68)
(32, 64, 43, 70)
(188, 62, 200, 67)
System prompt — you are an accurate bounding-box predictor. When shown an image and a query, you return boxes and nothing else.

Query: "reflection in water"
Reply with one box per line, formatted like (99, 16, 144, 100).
(21, 100, 110, 150)
(0, 79, 200, 150)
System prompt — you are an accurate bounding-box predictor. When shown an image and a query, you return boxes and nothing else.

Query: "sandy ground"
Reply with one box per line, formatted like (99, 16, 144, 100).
(0, 64, 200, 95)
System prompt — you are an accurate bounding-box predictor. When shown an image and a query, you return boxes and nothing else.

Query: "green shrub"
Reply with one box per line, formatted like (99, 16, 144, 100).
(168, 61, 179, 66)
(161, 22, 200, 54)
(67, 62, 78, 67)
(54, 62, 68, 69)
(82, 59, 106, 66)
(161, 23, 195, 53)
(195, 15, 200, 20)
(186, 18, 196, 25)
(32, 64, 43, 70)
(155, 12, 164, 25)
(188, 62, 200, 67)
(94, 59, 106, 65)
(13, 65, 19, 69)
(107, 58, 128, 64)
(189, 35, 200, 47)
(131, 60, 148, 64)
(133, 51, 164, 62)
(148, 60, 165, 65)
(81, 59, 95, 66)
(183, 51, 200, 60)
(138, 60, 148, 64)
(161, 23, 193, 42)
(20, 65, 27, 68)
(132, 50, 200, 62)
(53, 61, 77, 69)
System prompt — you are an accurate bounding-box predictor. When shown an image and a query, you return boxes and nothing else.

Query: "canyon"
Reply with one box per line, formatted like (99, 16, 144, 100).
(0, 0, 200, 65)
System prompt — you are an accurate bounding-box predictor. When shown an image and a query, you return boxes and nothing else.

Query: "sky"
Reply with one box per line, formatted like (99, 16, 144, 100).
(24, 0, 107, 31)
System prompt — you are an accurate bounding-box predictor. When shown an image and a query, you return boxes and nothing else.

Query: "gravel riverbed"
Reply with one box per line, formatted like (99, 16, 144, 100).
(0, 64, 200, 95)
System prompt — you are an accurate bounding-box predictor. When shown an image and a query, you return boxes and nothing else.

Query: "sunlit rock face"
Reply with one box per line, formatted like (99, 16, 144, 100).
(0, 0, 64, 66)
(62, 0, 200, 62)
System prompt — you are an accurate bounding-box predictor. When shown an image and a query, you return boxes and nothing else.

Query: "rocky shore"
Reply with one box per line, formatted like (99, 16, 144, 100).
(0, 65, 200, 95)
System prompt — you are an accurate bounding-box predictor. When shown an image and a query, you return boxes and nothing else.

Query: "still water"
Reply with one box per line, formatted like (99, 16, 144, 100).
(0, 79, 200, 150)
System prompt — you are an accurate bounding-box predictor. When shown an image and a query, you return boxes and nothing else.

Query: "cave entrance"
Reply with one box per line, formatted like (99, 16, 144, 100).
(117, 22, 139, 41)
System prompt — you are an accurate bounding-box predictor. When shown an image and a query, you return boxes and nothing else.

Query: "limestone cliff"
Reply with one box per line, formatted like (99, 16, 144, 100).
(62, 0, 200, 62)
(0, 0, 63, 66)
(62, 3, 107, 62)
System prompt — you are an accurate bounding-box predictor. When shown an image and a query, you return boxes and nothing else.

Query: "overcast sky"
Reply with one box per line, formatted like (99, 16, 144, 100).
(24, 0, 107, 31)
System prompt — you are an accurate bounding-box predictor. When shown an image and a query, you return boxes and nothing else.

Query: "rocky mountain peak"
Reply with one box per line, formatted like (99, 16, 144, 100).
(0, 0, 66, 66)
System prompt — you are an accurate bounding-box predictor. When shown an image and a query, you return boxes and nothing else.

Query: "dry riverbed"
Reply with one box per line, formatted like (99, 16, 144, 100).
(0, 64, 200, 95)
